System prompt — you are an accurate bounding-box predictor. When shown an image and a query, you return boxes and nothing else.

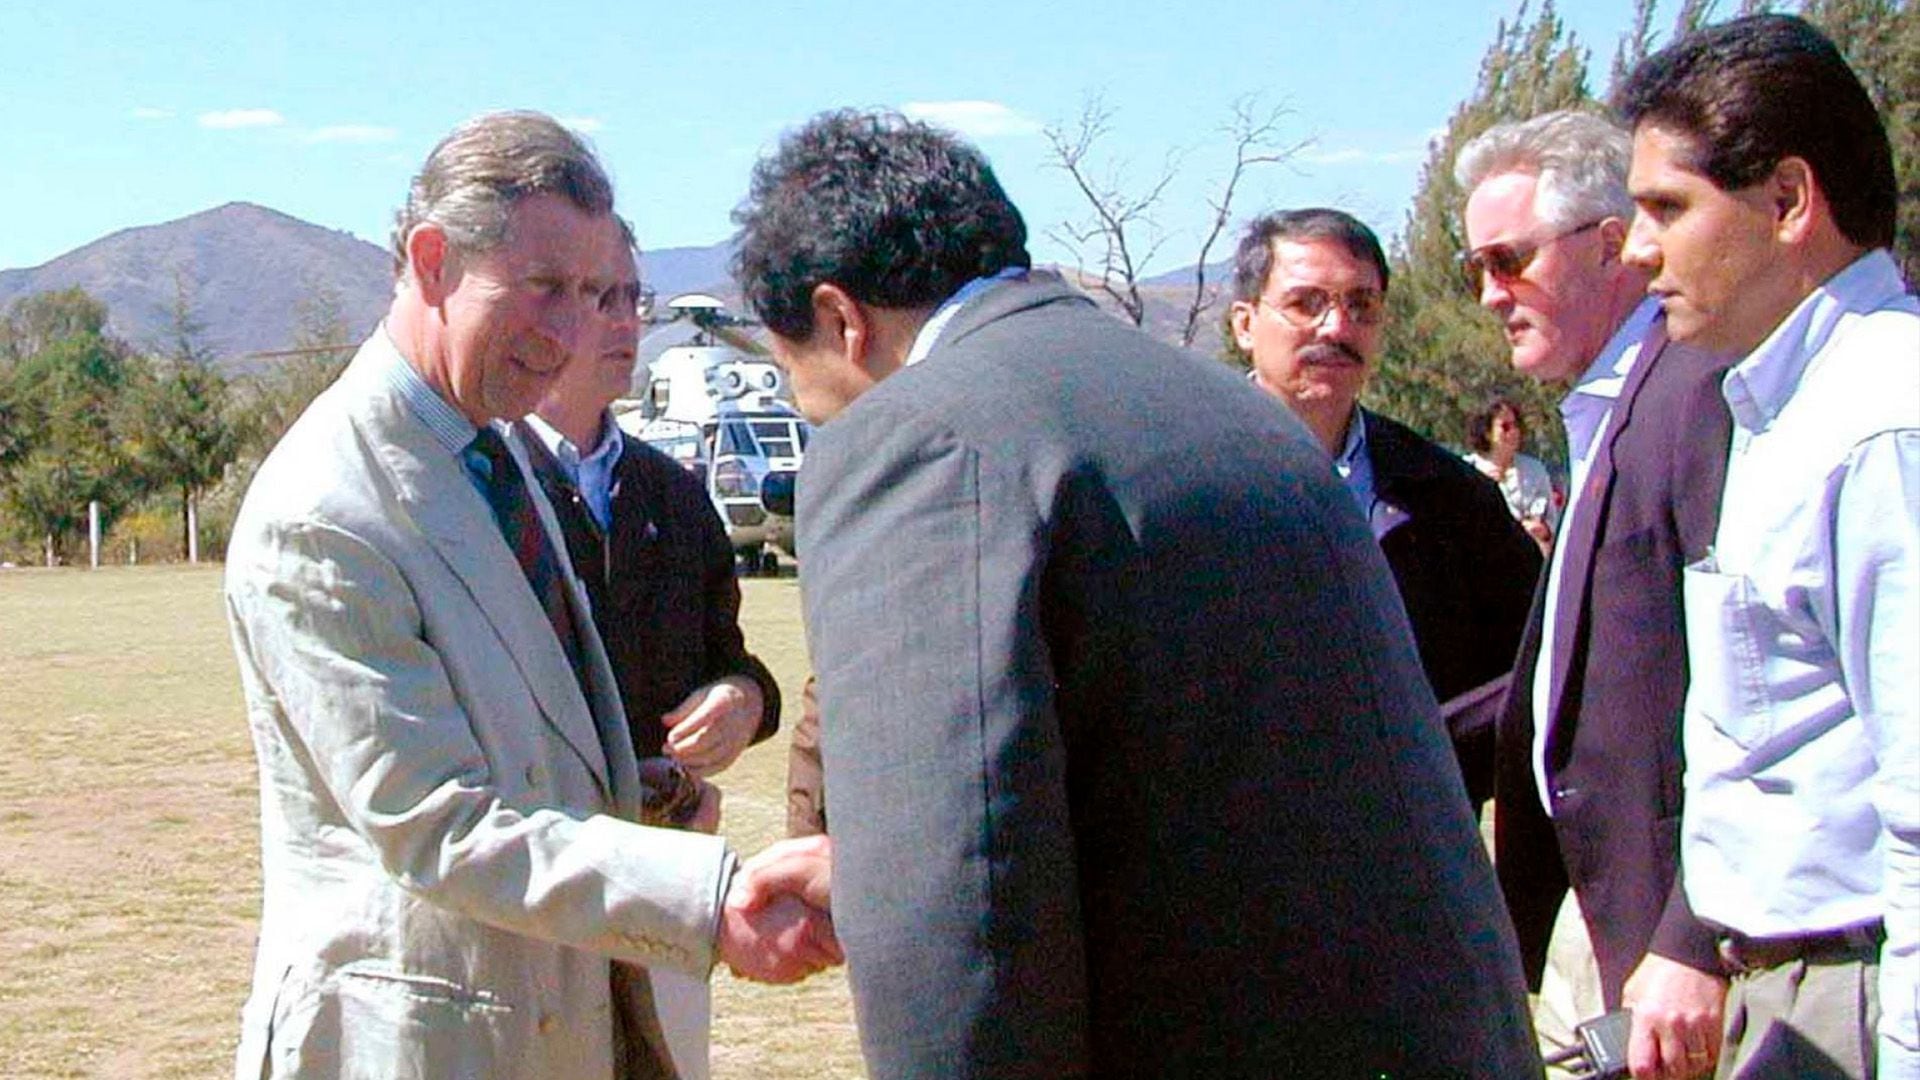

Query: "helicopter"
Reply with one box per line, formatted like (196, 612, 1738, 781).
(612, 292, 810, 576)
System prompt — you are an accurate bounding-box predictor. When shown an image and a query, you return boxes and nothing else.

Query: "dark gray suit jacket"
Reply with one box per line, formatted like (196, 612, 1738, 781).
(801, 274, 1538, 1079)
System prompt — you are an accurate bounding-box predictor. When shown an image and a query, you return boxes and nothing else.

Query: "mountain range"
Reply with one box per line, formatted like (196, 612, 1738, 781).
(0, 203, 1226, 368)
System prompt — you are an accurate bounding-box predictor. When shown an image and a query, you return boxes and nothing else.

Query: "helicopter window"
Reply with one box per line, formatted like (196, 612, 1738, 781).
(750, 420, 804, 460)
(717, 421, 757, 457)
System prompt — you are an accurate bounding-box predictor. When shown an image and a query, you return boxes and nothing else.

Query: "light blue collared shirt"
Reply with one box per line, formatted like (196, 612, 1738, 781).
(369, 323, 479, 458)
(1332, 410, 1385, 535)
(1530, 297, 1662, 810)
(365, 324, 501, 503)
(1679, 250, 1918, 1074)
(522, 412, 625, 532)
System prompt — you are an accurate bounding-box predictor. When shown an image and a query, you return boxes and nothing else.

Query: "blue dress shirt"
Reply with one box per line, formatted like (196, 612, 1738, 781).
(1679, 250, 1919, 1074)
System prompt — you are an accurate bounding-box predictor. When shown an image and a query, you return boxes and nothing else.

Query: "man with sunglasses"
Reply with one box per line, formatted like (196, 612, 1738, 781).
(1457, 109, 1736, 1080)
(1229, 208, 1541, 811)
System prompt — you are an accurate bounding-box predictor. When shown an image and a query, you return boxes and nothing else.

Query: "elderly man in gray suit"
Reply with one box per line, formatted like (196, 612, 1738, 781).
(732, 108, 1539, 1079)
(224, 111, 838, 1080)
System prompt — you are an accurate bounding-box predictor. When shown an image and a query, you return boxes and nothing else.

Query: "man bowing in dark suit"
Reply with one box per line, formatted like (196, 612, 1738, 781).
(730, 107, 1539, 1080)
(1457, 109, 1735, 1080)
(1228, 208, 1541, 810)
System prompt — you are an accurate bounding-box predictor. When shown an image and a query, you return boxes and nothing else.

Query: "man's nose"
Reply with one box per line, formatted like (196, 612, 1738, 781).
(1621, 212, 1661, 273)
(1315, 303, 1368, 340)
(1477, 271, 1513, 311)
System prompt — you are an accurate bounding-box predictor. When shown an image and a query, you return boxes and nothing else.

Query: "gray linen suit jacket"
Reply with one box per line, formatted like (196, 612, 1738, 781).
(224, 334, 731, 1080)
(801, 274, 1539, 1079)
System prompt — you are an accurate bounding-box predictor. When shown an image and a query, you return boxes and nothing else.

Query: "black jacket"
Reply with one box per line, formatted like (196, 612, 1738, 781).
(517, 427, 779, 759)
(1366, 408, 1542, 805)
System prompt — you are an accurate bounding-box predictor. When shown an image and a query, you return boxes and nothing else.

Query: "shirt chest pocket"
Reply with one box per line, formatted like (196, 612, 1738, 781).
(1681, 559, 1780, 750)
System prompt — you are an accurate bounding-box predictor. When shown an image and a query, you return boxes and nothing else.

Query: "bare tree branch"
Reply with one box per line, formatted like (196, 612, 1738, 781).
(1180, 95, 1309, 347)
(1043, 94, 1174, 327)
(1045, 92, 1304, 348)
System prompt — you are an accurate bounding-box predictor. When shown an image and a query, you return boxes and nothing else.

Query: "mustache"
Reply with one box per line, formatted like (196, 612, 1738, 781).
(1297, 342, 1366, 366)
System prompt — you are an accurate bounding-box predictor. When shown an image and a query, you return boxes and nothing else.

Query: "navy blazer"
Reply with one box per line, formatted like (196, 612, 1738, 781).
(1494, 331, 1735, 1005)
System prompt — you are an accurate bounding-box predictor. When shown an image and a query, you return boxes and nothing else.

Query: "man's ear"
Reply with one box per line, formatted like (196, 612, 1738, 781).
(1229, 300, 1258, 353)
(406, 224, 455, 306)
(1597, 216, 1629, 264)
(1768, 156, 1819, 245)
(809, 283, 870, 369)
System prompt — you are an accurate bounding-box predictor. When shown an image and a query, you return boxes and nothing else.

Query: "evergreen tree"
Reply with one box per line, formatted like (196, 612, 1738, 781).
(1799, 0, 1919, 283)
(121, 360, 238, 562)
(0, 318, 142, 563)
(122, 271, 238, 560)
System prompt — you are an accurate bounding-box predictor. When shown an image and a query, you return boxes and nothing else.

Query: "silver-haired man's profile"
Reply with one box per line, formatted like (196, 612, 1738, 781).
(224, 109, 838, 1080)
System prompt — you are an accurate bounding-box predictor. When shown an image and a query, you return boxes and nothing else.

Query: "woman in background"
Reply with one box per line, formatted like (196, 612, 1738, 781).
(1465, 397, 1560, 554)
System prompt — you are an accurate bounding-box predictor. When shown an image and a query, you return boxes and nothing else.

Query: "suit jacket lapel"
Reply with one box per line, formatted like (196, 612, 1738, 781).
(1542, 331, 1667, 758)
(346, 375, 613, 801)
(504, 425, 645, 818)
(1361, 411, 1421, 541)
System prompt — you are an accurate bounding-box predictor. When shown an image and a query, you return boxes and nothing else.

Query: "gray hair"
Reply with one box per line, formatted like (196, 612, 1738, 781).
(390, 110, 615, 276)
(1453, 110, 1632, 230)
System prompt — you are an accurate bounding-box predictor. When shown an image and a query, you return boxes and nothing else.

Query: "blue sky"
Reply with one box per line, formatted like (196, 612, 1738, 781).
(1, 1, 1694, 274)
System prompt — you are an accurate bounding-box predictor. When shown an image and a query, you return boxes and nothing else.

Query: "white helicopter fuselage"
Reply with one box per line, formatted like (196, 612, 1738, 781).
(613, 342, 810, 570)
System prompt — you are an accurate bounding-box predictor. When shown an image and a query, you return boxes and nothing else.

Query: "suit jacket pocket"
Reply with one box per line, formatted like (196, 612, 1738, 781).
(271, 960, 516, 1079)
(1680, 559, 1776, 750)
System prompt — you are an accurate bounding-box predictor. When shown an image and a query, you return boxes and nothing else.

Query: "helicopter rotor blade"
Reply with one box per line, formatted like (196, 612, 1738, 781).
(712, 323, 769, 356)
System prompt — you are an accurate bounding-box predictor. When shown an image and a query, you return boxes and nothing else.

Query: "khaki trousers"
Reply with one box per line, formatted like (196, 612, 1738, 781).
(1536, 891, 1607, 1079)
(1717, 951, 1880, 1079)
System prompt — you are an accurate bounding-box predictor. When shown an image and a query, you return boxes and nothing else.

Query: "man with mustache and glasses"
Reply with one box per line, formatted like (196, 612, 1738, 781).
(1456, 109, 1736, 1080)
(1229, 208, 1540, 812)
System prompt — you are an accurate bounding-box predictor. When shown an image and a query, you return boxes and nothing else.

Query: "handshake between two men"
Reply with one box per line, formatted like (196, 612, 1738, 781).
(716, 834, 844, 984)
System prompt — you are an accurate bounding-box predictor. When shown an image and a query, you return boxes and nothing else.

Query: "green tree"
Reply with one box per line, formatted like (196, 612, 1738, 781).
(0, 322, 142, 563)
(0, 288, 110, 363)
(122, 361, 238, 562)
(1799, 0, 1919, 284)
(1366, 0, 1591, 462)
(233, 281, 356, 459)
(120, 271, 238, 561)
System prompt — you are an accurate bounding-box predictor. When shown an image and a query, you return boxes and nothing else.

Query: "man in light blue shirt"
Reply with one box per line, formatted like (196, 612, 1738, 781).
(1619, 16, 1917, 1078)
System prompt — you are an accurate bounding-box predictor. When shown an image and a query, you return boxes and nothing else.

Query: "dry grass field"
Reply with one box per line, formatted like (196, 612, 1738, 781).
(0, 564, 865, 1078)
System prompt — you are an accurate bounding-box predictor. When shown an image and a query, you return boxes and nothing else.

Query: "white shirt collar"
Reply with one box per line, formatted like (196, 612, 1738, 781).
(903, 267, 1029, 368)
(1722, 249, 1911, 432)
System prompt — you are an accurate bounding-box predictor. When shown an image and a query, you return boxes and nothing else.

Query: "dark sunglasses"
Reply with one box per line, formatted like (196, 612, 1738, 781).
(1459, 220, 1603, 292)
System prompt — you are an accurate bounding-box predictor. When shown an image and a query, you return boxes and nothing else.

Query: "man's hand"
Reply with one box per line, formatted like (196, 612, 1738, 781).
(663, 676, 764, 778)
(716, 836, 841, 984)
(1622, 952, 1727, 1080)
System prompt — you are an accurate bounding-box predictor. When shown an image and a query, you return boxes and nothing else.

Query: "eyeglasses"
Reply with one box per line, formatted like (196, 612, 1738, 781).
(1259, 286, 1386, 329)
(1459, 219, 1604, 292)
(597, 281, 647, 320)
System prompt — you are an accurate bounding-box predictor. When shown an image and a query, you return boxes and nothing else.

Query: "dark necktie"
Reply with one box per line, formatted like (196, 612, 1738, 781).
(464, 427, 589, 698)
(467, 428, 680, 1080)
